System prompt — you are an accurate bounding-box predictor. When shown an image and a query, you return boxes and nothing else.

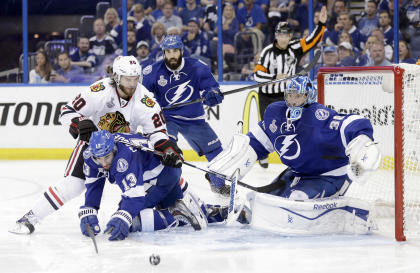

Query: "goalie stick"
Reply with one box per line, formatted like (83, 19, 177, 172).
(226, 168, 241, 225)
(162, 50, 321, 110)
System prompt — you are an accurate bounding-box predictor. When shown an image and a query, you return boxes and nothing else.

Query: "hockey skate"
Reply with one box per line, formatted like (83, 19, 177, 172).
(258, 158, 269, 169)
(205, 173, 231, 197)
(169, 195, 207, 231)
(206, 204, 252, 224)
(9, 210, 37, 235)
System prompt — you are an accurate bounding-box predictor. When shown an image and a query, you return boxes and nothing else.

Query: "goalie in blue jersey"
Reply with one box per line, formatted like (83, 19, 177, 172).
(142, 35, 230, 196)
(208, 75, 382, 235)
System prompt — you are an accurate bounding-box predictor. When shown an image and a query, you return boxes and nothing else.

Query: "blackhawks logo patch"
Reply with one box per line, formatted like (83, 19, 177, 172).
(141, 96, 156, 108)
(90, 82, 105, 92)
(97, 111, 130, 133)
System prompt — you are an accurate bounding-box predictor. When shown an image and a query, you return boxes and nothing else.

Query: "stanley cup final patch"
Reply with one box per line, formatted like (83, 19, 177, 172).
(158, 75, 167, 87)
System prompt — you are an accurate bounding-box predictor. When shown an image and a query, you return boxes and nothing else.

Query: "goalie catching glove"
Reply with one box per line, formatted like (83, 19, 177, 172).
(154, 139, 184, 168)
(69, 117, 98, 142)
(345, 134, 381, 183)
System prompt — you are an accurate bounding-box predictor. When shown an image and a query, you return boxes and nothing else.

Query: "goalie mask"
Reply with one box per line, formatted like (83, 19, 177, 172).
(285, 76, 317, 121)
(112, 55, 142, 86)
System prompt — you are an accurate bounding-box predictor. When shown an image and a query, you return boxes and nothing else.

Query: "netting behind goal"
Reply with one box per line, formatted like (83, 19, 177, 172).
(317, 64, 420, 241)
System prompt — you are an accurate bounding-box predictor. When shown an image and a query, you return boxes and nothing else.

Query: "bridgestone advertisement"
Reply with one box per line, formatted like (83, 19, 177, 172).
(0, 84, 260, 159)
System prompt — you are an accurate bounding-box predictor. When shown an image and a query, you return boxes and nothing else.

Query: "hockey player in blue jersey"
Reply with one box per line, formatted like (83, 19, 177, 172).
(80, 130, 206, 240)
(208, 75, 381, 234)
(142, 35, 229, 196)
(80, 130, 248, 240)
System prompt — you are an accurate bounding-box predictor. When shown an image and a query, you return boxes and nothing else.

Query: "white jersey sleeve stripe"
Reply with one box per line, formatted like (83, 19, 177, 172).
(143, 164, 165, 181)
(321, 165, 348, 176)
(123, 185, 145, 198)
(85, 177, 101, 184)
(340, 115, 364, 148)
(250, 125, 275, 153)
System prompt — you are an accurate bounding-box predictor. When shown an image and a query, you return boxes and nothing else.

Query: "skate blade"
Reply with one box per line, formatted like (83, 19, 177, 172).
(8, 223, 32, 235)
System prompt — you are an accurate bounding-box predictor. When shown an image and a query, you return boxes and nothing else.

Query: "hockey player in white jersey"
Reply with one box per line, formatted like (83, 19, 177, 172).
(208, 75, 381, 235)
(11, 55, 183, 234)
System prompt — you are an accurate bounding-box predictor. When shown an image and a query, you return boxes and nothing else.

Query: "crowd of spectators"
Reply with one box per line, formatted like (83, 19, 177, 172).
(27, 0, 420, 83)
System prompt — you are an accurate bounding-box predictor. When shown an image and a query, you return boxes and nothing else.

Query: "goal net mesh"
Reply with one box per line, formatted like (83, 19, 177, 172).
(318, 64, 420, 239)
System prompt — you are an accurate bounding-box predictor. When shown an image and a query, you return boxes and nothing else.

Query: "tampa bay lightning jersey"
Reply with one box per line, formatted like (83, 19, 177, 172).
(248, 101, 374, 176)
(142, 57, 219, 123)
(82, 133, 163, 218)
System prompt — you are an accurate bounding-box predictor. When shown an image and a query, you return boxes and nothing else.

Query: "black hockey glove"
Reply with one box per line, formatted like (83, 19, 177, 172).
(154, 139, 184, 168)
(69, 117, 98, 142)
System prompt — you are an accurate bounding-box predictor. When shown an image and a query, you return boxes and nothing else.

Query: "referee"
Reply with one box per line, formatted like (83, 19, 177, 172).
(254, 6, 327, 168)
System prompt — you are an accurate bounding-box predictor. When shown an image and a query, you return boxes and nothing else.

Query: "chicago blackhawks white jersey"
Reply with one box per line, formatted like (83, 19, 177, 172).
(60, 78, 168, 145)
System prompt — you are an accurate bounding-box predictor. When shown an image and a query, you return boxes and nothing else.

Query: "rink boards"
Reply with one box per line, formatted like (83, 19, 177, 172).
(0, 83, 273, 161)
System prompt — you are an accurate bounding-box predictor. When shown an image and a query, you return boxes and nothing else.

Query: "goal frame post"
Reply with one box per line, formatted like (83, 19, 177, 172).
(317, 66, 406, 241)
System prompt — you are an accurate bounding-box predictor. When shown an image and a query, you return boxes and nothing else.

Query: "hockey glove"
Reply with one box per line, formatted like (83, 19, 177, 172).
(345, 134, 381, 183)
(154, 139, 184, 168)
(203, 89, 224, 107)
(104, 210, 132, 241)
(69, 117, 98, 141)
(79, 207, 101, 237)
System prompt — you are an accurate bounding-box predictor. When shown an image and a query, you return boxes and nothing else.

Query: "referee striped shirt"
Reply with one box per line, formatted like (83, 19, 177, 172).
(254, 22, 325, 95)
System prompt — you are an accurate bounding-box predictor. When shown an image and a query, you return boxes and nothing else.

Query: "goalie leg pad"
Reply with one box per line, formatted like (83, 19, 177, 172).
(248, 192, 375, 235)
(207, 134, 257, 179)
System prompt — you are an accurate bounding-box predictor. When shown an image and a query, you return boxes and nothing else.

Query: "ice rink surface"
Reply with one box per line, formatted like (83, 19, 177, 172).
(1, 160, 420, 273)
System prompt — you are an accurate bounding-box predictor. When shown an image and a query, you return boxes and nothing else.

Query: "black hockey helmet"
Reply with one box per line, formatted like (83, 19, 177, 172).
(275, 22, 292, 34)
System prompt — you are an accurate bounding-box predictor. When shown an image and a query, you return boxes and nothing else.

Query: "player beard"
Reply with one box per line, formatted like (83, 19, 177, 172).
(118, 85, 136, 99)
(165, 55, 182, 70)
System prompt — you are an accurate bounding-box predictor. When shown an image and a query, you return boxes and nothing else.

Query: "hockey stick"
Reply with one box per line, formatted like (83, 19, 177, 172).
(226, 168, 241, 225)
(114, 135, 287, 193)
(226, 122, 244, 225)
(85, 223, 99, 254)
(114, 135, 264, 191)
(162, 50, 321, 110)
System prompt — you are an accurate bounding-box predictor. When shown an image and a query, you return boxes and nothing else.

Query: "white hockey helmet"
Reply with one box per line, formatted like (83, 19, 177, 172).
(112, 55, 142, 85)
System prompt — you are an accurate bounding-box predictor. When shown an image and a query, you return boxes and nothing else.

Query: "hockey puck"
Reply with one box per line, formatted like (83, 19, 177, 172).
(149, 254, 160, 265)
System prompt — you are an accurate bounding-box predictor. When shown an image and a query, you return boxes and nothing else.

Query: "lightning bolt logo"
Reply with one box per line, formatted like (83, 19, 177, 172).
(278, 134, 301, 160)
(166, 80, 193, 105)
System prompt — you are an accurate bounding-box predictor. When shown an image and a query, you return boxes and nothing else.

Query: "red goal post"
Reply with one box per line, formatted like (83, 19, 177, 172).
(317, 65, 420, 241)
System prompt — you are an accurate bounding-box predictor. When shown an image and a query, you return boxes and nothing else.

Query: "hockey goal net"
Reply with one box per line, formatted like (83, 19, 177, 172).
(317, 64, 420, 241)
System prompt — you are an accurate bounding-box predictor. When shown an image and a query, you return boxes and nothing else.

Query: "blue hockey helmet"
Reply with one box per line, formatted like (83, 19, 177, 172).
(161, 35, 183, 51)
(89, 130, 115, 158)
